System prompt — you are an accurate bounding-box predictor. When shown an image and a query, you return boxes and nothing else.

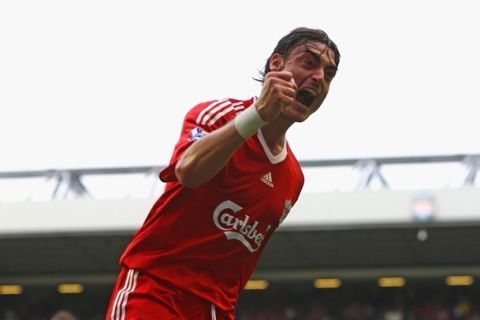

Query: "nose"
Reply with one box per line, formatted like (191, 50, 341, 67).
(311, 67, 324, 83)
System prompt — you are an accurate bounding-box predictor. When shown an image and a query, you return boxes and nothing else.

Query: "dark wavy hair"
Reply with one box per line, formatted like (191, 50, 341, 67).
(256, 27, 341, 83)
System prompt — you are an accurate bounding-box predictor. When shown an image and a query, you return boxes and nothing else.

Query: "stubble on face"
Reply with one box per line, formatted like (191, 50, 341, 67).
(280, 41, 337, 122)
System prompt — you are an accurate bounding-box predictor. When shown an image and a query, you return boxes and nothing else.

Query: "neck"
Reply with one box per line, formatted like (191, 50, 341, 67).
(260, 116, 294, 156)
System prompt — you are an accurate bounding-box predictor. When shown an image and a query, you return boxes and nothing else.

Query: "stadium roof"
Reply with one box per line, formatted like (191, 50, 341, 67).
(1, 154, 480, 285)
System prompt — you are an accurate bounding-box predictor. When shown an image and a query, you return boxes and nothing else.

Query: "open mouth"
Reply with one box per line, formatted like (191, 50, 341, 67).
(295, 89, 317, 108)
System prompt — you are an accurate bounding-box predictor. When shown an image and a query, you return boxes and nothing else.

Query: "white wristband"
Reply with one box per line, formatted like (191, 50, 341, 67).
(234, 105, 266, 140)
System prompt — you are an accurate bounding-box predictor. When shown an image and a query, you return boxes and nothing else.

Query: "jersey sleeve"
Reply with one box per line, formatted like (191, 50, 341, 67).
(159, 99, 239, 182)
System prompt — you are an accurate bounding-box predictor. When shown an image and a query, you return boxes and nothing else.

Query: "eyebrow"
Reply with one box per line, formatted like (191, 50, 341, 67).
(303, 44, 338, 72)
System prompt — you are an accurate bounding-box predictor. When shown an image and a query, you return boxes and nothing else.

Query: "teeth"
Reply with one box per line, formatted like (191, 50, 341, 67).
(303, 88, 317, 97)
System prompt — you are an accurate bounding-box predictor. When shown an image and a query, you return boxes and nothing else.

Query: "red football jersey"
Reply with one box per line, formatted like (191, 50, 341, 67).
(120, 97, 304, 311)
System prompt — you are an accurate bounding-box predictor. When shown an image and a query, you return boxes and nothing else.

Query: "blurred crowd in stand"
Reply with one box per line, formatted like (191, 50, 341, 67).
(236, 286, 480, 320)
(1, 284, 479, 319)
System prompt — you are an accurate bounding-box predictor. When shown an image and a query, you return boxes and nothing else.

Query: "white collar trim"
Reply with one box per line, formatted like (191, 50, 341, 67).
(257, 129, 287, 164)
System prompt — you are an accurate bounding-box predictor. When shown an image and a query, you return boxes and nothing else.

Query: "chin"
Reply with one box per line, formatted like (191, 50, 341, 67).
(294, 116, 309, 123)
(287, 104, 310, 122)
(284, 110, 309, 123)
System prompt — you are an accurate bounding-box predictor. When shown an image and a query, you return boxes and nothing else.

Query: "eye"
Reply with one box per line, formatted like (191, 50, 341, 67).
(303, 56, 319, 69)
(325, 68, 337, 81)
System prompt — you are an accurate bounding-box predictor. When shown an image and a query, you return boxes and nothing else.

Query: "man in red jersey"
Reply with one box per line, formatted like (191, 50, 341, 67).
(106, 27, 340, 320)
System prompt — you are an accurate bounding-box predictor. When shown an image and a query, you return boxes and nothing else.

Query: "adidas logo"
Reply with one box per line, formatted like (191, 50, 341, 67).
(260, 172, 274, 188)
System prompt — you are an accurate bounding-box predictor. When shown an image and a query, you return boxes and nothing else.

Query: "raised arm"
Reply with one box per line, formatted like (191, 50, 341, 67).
(175, 71, 296, 188)
(174, 120, 244, 188)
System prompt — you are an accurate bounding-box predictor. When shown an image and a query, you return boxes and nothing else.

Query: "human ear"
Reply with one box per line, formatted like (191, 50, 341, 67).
(269, 53, 284, 71)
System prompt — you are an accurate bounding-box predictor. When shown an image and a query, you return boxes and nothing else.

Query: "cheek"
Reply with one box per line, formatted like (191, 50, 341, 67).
(292, 70, 312, 87)
(319, 85, 331, 101)
(308, 104, 321, 115)
(309, 92, 329, 114)
(316, 92, 328, 106)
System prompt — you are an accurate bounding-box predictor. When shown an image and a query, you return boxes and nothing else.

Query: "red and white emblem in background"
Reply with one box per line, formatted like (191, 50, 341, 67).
(279, 200, 292, 224)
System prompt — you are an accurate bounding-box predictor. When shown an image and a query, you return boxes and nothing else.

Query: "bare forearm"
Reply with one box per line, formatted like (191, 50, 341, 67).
(175, 121, 245, 188)
(175, 71, 296, 188)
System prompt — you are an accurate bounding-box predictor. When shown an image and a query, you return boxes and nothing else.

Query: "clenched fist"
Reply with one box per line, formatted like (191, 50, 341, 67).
(255, 71, 297, 123)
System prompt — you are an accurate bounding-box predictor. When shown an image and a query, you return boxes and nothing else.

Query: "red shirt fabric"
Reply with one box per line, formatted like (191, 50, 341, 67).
(120, 97, 304, 312)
